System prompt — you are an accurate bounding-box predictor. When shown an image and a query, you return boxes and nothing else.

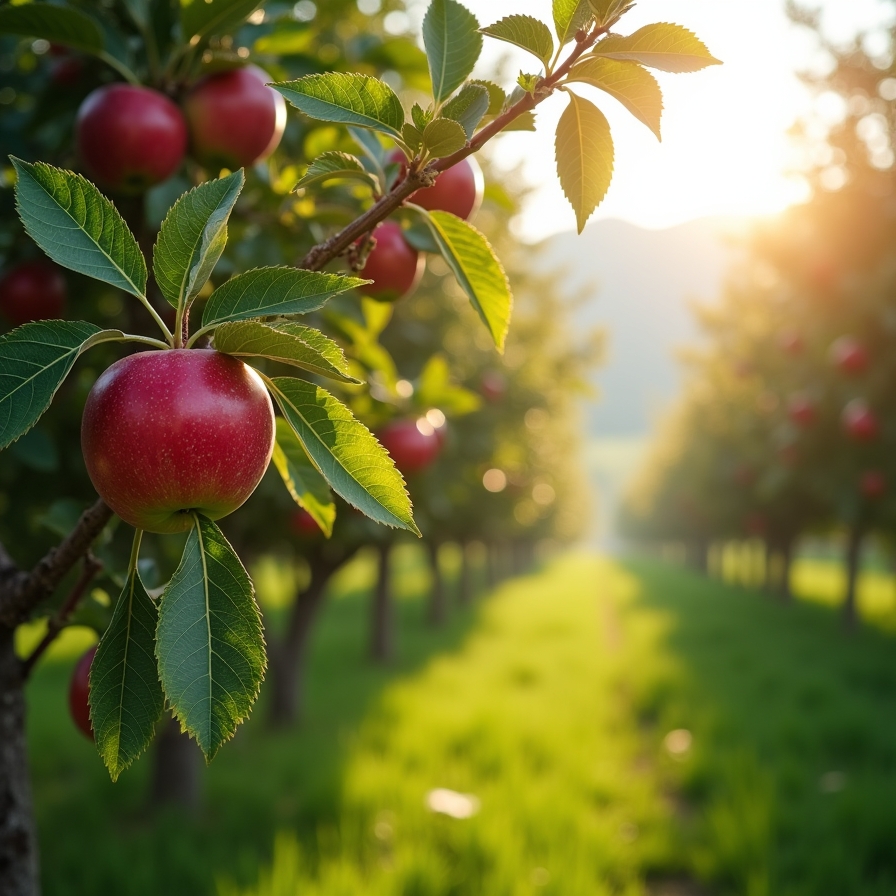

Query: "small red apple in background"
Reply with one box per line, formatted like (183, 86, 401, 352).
(860, 470, 886, 500)
(390, 151, 484, 220)
(0, 260, 67, 326)
(69, 646, 96, 740)
(76, 84, 187, 193)
(378, 417, 441, 474)
(183, 65, 286, 170)
(787, 393, 816, 428)
(361, 221, 424, 301)
(50, 55, 84, 87)
(291, 508, 322, 537)
(829, 336, 869, 375)
(81, 350, 275, 534)
(841, 398, 879, 442)
(480, 370, 507, 403)
(778, 330, 804, 355)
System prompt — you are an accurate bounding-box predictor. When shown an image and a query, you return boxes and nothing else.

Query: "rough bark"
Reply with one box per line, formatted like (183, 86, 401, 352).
(370, 543, 394, 663)
(149, 717, 203, 812)
(843, 524, 864, 631)
(426, 542, 446, 627)
(0, 628, 38, 896)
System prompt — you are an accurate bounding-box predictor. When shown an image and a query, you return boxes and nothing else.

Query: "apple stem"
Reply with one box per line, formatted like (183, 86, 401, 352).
(118, 334, 173, 351)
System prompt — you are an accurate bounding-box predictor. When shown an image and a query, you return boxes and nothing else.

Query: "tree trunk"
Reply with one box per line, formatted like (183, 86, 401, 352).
(267, 555, 335, 727)
(0, 627, 38, 896)
(426, 542, 446, 627)
(843, 524, 864, 631)
(457, 542, 473, 606)
(149, 717, 203, 811)
(370, 543, 394, 663)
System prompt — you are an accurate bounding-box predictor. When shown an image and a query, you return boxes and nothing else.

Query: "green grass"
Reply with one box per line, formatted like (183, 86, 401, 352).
(26, 549, 896, 895)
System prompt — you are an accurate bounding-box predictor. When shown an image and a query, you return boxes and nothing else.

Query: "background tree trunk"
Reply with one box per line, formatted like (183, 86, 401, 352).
(370, 543, 394, 663)
(843, 524, 864, 631)
(0, 627, 38, 896)
(149, 717, 203, 812)
(426, 542, 446, 627)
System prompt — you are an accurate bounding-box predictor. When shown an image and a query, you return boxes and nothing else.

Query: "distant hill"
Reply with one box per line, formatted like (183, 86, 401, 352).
(539, 217, 748, 437)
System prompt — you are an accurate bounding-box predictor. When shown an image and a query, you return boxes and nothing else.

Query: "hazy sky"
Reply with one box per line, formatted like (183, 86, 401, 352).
(402, 0, 893, 240)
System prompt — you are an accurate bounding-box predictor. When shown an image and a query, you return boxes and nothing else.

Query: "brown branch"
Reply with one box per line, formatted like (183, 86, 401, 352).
(0, 498, 113, 630)
(299, 24, 608, 272)
(21, 553, 103, 679)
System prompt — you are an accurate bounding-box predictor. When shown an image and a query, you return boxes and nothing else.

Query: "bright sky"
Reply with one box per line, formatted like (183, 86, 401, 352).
(402, 0, 893, 240)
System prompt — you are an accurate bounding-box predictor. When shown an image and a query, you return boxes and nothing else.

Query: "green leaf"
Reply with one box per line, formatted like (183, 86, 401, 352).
(417, 355, 482, 416)
(90, 562, 164, 782)
(481, 15, 554, 69)
(422, 118, 467, 159)
(272, 418, 335, 536)
(296, 152, 378, 190)
(553, 0, 592, 45)
(12, 158, 147, 299)
(272, 74, 405, 139)
(419, 210, 512, 352)
(267, 378, 418, 534)
(155, 515, 265, 761)
(0, 322, 126, 450)
(0, 3, 104, 54)
(567, 57, 662, 139)
(555, 90, 613, 233)
(201, 268, 367, 330)
(503, 111, 537, 132)
(589, 0, 634, 28)
(441, 84, 490, 138)
(213, 320, 360, 383)
(411, 103, 432, 131)
(470, 79, 506, 117)
(402, 124, 425, 154)
(153, 171, 244, 313)
(422, 0, 483, 104)
(592, 23, 722, 73)
(517, 72, 540, 94)
(180, 0, 262, 43)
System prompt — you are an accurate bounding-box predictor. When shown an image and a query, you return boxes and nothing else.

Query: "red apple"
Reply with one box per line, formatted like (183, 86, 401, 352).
(829, 336, 868, 375)
(378, 418, 441, 474)
(778, 330, 803, 355)
(390, 150, 484, 220)
(362, 221, 424, 301)
(787, 393, 816, 428)
(50, 55, 84, 87)
(841, 398, 879, 442)
(81, 349, 275, 534)
(291, 508, 322, 536)
(76, 84, 187, 193)
(860, 470, 886, 500)
(480, 370, 507, 403)
(0, 260, 66, 326)
(69, 646, 96, 741)
(183, 65, 286, 170)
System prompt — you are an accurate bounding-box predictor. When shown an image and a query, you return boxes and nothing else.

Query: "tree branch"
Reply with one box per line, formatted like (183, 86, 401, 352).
(299, 24, 607, 272)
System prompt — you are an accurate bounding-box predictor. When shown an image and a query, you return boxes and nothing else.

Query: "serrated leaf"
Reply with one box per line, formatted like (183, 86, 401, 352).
(153, 171, 244, 313)
(267, 377, 419, 534)
(213, 320, 360, 383)
(422, 119, 467, 159)
(553, 0, 592, 45)
(155, 515, 265, 761)
(441, 84, 490, 138)
(411, 103, 432, 131)
(470, 79, 506, 116)
(592, 23, 722, 73)
(555, 91, 613, 233)
(273, 74, 405, 139)
(90, 563, 164, 781)
(12, 158, 147, 299)
(296, 152, 378, 190)
(567, 57, 662, 139)
(272, 418, 335, 536)
(0, 322, 127, 449)
(481, 15, 554, 69)
(402, 123, 424, 153)
(181, 0, 262, 43)
(589, 0, 634, 27)
(503, 111, 537, 132)
(419, 210, 512, 351)
(202, 268, 367, 330)
(423, 0, 482, 104)
(0, 3, 104, 54)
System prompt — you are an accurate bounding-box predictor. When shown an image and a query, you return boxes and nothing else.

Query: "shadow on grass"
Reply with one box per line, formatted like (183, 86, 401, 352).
(28, 545, 487, 896)
(624, 558, 896, 896)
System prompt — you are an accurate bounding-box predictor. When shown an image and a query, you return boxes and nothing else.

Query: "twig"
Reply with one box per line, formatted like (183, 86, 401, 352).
(21, 553, 103, 679)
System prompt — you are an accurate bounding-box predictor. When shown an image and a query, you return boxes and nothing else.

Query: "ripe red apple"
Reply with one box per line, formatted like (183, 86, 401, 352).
(378, 418, 441, 474)
(81, 349, 275, 534)
(480, 370, 507, 403)
(76, 84, 187, 193)
(829, 336, 868, 376)
(362, 221, 424, 301)
(291, 508, 322, 537)
(183, 65, 286, 170)
(0, 260, 66, 326)
(390, 150, 484, 220)
(841, 398, 879, 442)
(69, 646, 96, 741)
(860, 470, 886, 500)
(778, 330, 803, 356)
(787, 393, 816, 428)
